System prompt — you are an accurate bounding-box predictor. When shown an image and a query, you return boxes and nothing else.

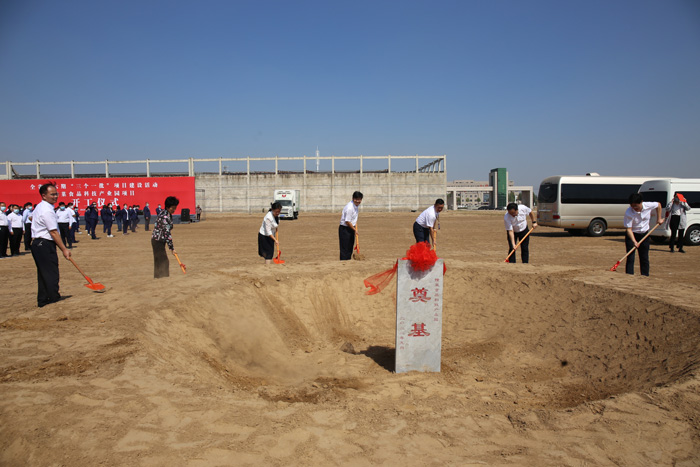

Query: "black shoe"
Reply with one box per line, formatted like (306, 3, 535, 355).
(679, 249, 686, 253)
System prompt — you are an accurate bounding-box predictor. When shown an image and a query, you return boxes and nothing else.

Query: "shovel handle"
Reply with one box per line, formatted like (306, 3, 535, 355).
(173, 252, 187, 274)
(68, 257, 90, 282)
(504, 225, 537, 262)
(610, 223, 661, 269)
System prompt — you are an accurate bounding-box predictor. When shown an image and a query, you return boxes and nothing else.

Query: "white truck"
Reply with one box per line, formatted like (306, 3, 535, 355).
(273, 189, 301, 219)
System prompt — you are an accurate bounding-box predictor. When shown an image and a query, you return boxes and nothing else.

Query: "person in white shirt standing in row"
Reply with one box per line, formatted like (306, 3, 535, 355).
(31, 183, 72, 307)
(7, 205, 24, 256)
(623, 193, 663, 276)
(339, 191, 363, 261)
(504, 202, 537, 264)
(0, 201, 9, 258)
(22, 202, 34, 251)
(413, 198, 444, 250)
(56, 202, 74, 249)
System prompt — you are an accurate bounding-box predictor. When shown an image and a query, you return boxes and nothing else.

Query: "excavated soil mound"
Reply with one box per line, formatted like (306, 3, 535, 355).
(139, 266, 700, 410)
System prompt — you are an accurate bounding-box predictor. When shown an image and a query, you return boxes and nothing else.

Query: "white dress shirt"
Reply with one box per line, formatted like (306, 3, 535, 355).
(504, 205, 532, 233)
(0, 209, 8, 227)
(415, 206, 438, 228)
(31, 200, 59, 240)
(623, 202, 658, 233)
(259, 211, 278, 237)
(7, 212, 23, 229)
(66, 208, 76, 226)
(56, 208, 73, 223)
(22, 209, 33, 224)
(339, 201, 359, 227)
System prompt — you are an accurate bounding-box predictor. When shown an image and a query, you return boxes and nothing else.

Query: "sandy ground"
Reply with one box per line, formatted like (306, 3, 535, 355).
(1, 210, 700, 466)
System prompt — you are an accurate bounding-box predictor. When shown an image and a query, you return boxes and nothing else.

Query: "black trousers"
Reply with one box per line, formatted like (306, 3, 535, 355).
(58, 223, 72, 247)
(669, 216, 685, 251)
(145, 217, 150, 231)
(131, 218, 137, 232)
(339, 225, 355, 260)
(24, 223, 32, 250)
(507, 228, 530, 263)
(625, 231, 650, 276)
(10, 227, 23, 255)
(31, 238, 61, 307)
(413, 222, 431, 244)
(123, 219, 129, 234)
(0, 225, 8, 257)
(152, 238, 169, 278)
(103, 220, 112, 235)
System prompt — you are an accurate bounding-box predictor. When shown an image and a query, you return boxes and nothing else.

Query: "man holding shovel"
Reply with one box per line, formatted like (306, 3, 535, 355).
(31, 183, 72, 307)
(414, 199, 444, 250)
(623, 193, 663, 276)
(504, 202, 537, 263)
(339, 191, 362, 261)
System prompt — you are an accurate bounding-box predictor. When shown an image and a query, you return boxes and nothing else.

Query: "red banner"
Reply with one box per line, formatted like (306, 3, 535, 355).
(0, 177, 195, 212)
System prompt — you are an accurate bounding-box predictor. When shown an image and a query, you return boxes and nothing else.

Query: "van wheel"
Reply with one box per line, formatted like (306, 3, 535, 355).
(587, 219, 606, 237)
(685, 225, 700, 246)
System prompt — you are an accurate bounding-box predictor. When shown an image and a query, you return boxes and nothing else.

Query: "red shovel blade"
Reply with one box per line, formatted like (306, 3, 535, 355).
(609, 261, 621, 272)
(273, 250, 285, 264)
(84, 279, 106, 292)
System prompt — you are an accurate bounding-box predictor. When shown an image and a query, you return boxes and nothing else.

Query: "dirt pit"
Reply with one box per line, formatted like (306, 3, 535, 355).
(141, 266, 700, 412)
(2, 212, 700, 465)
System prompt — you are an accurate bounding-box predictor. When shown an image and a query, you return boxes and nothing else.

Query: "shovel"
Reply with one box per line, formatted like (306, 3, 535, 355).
(504, 225, 537, 263)
(68, 257, 106, 292)
(610, 224, 660, 272)
(273, 232, 285, 264)
(352, 231, 365, 260)
(173, 252, 187, 274)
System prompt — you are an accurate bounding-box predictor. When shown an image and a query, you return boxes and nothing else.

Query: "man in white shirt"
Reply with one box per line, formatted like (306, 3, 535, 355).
(0, 201, 8, 258)
(30, 183, 72, 307)
(339, 191, 363, 260)
(56, 202, 74, 249)
(7, 205, 24, 256)
(504, 202, 537, 263)
(413, 199, 444, 249)
(623, 193, 663, 276)
(22, 202, 34, 251)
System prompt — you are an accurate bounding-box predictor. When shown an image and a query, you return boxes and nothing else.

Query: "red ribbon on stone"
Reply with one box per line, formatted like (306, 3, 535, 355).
(364, 242, 446, 295)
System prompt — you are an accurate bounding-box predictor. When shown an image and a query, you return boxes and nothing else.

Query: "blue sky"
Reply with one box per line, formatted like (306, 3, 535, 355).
(1, 0, 699, 189)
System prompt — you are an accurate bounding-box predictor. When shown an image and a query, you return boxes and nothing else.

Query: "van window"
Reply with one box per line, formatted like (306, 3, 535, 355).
(682, 191, 700, 209)
(641, 191, 667, 206)
(538, 182, 557, 203)
(561, 184, 642, 204)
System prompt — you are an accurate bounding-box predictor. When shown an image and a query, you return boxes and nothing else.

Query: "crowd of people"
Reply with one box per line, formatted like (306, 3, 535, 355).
(0, 199, 165, 258)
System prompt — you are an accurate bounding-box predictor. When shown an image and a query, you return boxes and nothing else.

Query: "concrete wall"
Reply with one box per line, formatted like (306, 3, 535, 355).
(195, 171, 446, 213)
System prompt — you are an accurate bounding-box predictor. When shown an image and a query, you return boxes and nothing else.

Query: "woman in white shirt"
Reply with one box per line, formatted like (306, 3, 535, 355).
(665, 192, 691, 253)
(258, 202, 281, 264)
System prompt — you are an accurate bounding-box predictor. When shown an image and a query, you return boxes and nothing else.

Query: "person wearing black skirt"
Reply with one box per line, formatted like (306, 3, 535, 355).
(151, 196, 179, 278)
(258, 202, 281, 264)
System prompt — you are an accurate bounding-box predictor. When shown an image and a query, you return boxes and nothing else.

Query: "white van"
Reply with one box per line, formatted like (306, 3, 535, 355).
(273, 189, 301, 219)
(638, 179, 700, 246)
(537, 174, 659, 236)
